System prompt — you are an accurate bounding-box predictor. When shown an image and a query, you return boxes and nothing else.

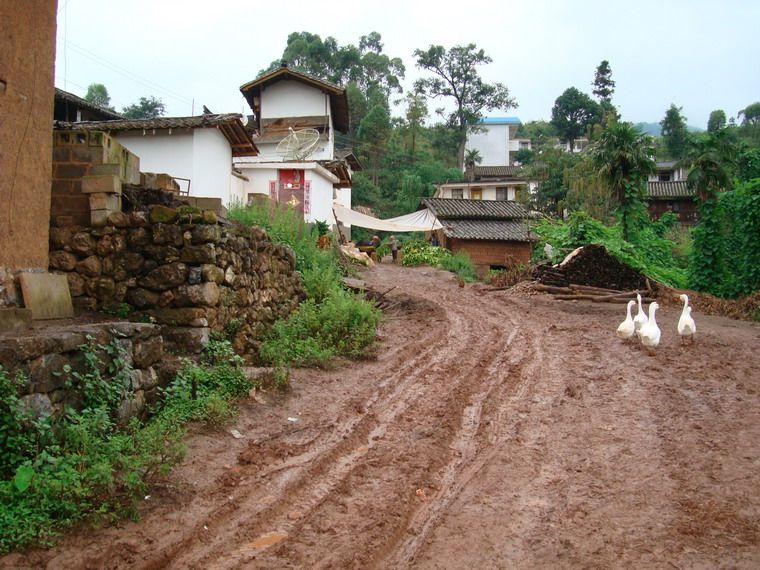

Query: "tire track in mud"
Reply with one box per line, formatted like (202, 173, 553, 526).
(144, 272, 526, 568)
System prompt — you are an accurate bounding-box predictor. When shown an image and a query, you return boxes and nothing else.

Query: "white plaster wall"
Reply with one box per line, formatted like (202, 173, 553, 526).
(192, 128, 232, 203)
(237, 168, 277, 202)
(334, 187, 351, 209)
(262, 81, 330, 119)
(115, 130, 194, 182)
(230, 174, 247, 206)
(466, 124, 510, 165)
(306, 175, 336, 225)
(115, 128, 233, 204)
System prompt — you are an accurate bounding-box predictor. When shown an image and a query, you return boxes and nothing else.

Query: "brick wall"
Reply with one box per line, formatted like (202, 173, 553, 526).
(447, 238, 532, 276)
(51, 130, 140, 227)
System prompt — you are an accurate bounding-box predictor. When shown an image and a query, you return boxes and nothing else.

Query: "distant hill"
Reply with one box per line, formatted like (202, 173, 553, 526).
(634, 122, 705, 136)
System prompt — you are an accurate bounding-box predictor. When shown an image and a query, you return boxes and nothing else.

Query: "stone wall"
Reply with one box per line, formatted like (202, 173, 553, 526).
(0, 321, 164, 422)
(47, 204, 304, 359)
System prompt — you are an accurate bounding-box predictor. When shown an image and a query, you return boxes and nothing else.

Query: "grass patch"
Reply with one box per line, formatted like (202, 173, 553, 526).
(401, 239, 478, 282)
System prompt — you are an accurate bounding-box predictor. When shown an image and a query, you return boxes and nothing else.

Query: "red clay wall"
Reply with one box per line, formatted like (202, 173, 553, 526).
(0, 0, 58, 270)
(447, 238, 532, 275)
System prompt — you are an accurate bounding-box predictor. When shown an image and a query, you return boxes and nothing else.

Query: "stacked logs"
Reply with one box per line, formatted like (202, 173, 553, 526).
(532, 244, 648, 291)
(533, 283, 655, 304)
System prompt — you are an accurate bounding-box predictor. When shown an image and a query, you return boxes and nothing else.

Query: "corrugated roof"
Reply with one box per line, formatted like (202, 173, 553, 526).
(421, 198, 528, 220)
(646, 181, 695, 199)
(441, 219, 533, 242)
(55, 114, 258, 157)
(54, 88, 124, 120)
(479, 117, 521, 125)
(240, 64, 350, 134)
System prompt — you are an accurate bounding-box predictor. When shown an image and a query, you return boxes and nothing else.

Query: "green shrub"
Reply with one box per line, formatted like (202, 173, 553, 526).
(0, 337, 253, 554)
(230, 202, 382, 368)
(260, 290, 381, 368)
(401, 239, 478, 282)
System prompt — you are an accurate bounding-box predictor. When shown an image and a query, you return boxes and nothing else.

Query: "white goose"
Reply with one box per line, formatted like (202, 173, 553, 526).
(633, 293, 648, 337)
(616, 300, 636, 342)
(677, 294, 697, 344)
(639, 302, 661, 355)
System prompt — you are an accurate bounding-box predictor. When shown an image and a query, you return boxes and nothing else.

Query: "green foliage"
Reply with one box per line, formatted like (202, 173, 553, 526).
(121, 96, 165, 119)
(689, 179, 760, 297)
(533, 211, 688, 288)
(401, 240, 477, 282)
(736, 147, 760, 182)
(0, 335, 256, 553)
(83, 83, 114, 111)
(229, 202, 381, 368)
(260, 290, 381, 367)
(707, 109, 727, 133)
(439, 251, 478, 282)
(660, 103, 691, 159)
(550, 87, 601, 144)
(592, 60, 615, 104)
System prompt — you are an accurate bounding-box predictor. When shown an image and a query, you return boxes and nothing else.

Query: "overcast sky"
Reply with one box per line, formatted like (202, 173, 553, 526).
(55, 0, 759, 130)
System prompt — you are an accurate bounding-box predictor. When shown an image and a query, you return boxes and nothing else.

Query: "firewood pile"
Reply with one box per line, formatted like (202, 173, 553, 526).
(532, 283, 655, 304)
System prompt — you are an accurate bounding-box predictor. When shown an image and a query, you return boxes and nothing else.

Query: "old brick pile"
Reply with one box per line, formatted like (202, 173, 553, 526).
(48, 204, 305, 359)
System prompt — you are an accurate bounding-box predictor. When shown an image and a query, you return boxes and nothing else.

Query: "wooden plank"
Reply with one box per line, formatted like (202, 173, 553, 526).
(18, 272, 74, 320)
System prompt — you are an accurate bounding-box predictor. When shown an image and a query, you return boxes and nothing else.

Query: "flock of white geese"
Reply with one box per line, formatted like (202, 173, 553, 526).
(616, 293, 697, 354)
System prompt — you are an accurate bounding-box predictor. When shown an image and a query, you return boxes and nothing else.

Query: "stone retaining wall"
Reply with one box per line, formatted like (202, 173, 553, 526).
(0, 321, 163, 421)
(48, 204, 305, 360)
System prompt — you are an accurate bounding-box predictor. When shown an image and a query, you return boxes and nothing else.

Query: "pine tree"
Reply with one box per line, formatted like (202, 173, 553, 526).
(592, 60, 615, 103)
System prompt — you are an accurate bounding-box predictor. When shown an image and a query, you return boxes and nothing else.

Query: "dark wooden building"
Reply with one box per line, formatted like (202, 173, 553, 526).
(646, 181, 698, 225)
(421, 198, 535, 276)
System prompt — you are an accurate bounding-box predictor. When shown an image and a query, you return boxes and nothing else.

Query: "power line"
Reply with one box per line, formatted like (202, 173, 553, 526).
(63, 40, 194, 107)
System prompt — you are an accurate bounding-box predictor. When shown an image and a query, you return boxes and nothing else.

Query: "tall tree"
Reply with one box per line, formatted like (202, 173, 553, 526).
(707, 109, 727, 133)
(550, 87, 601, 147)
(121, 96, 165, 119)
(357, 104, 391, 184)
(589, 122, 655, 240)
(738, 101, 760, 127)
(414, 43, 516, 169)
(403, 91, 428, 158)
(84, 83, 113, 110)
(592, 60, 615, 103)
(659, 104, 691, 159)
(685, 131, 737, 294)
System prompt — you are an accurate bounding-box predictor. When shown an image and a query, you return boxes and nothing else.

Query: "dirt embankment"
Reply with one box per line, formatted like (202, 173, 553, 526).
(5, 264, 760, 569)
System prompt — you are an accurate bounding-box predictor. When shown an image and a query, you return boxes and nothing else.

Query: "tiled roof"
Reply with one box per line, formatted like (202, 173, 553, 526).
(421, 198, 528, 220)
(54, 88, 124, 120)
(441, 219, 533, 242)
(55, 114, 258, 157)
(464, 165, 524, 180)
(646, 181, 695, 199)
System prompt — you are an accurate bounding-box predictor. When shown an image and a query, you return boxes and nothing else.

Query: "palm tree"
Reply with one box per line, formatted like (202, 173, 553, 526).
(589, 121, 655, 240)
(464, 148, 482, 182)
(685, 130, 736, 201)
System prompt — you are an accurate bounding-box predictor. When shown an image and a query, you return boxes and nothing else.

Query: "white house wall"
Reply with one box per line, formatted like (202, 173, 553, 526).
(261, 81, 331, 119)
(466, 124, 510, 165)
(115, 130, 194, 186)
(306, 175, 336, 225)
(191, 128, 232, 204)
(114, 128, 233, 204)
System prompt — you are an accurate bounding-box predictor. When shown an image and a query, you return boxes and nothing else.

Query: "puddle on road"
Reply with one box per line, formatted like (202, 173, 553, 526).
(250, 530, 289, 549)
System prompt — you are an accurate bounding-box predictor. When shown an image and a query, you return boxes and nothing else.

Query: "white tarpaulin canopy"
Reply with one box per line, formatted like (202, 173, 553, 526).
(332, 202, 442, 232)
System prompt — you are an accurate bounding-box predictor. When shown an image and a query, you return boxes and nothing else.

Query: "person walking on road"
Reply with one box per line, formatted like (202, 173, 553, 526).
(388, 235, 399, 263)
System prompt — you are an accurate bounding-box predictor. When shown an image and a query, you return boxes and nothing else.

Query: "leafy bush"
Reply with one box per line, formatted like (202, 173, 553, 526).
(260, 289, 380, 367)
(229, 202, 381, 368)
(401, 240, 478, 282)
(0, 336, 253, 554)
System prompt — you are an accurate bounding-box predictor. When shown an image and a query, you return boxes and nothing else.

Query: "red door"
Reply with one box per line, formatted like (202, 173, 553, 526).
(277, 169, 305, 216)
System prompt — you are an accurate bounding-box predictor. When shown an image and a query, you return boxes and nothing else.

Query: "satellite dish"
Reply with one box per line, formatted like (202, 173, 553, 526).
(276, 127, 321, 160)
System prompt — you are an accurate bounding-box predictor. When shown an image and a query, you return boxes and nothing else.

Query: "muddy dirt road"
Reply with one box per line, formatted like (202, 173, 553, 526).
(6, 264, 760, 569)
